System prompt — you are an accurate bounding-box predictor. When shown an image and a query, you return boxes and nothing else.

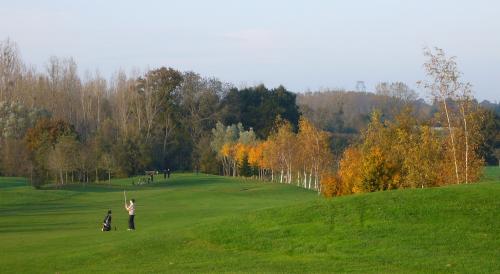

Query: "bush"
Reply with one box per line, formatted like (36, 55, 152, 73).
(321, 172, 341, 198)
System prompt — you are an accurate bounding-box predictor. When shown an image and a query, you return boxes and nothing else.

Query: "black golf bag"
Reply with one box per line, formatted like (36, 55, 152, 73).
(102, 212, 112, 231)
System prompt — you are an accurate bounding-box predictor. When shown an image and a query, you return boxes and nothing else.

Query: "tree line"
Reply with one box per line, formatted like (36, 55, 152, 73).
(298, 84, 500, 166)
(0, 38, 299, 187)
(0, 38, 498, 192)
(207, 48, 498, 197)
(209, 117, 332, 193)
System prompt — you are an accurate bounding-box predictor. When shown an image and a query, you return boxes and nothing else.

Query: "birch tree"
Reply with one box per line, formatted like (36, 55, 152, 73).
(457, 83, 473, 183)
(421, 48, 461, 184)
(421, 48, 477, 184)
(298, 117, 332, 192)
(271, 120, 295, 184)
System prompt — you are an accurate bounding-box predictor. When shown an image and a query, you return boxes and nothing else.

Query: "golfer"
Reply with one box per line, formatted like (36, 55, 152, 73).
(125, 199, 136, 230)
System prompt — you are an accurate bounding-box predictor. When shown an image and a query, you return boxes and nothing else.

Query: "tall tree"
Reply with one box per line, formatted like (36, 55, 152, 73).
(48, 135, 80, 185)
(421, 48, 461, 184)
(24, 118, 77, 187)
(179, 72, 225, 168)
(135, 67, 182, 145)
(0, 38, 23, 103)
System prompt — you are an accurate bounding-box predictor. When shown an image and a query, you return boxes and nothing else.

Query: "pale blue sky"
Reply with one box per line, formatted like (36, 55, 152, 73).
(1, 0, 499, 101)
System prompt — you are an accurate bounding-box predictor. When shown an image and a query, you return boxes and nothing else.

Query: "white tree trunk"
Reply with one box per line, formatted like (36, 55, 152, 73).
(60, 170, 64, 185)
(443, 100, 460, 184)
(460, 104, 469, 184)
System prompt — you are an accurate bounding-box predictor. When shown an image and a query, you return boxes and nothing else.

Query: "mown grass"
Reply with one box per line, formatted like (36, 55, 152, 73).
(0, 168, 498, 273)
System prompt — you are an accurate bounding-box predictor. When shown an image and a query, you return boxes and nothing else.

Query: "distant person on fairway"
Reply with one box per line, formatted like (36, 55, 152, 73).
(167, 168, 171, 178)
(101, 209, 112, 231)
(125, 199, 135, 230)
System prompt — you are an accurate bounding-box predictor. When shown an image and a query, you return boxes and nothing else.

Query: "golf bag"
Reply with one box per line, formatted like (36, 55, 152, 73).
(102, 212, 112, 231)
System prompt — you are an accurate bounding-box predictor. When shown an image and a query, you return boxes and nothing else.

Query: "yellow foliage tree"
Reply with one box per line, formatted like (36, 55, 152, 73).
(321, 172, 341, 198)
(270, 120, 296, 184)
(337, 147, 364, 194)
(234, 143, 248, 166)
(248, 142, 265, 179)
(297, 117, 333, 192)
(221, 143, 237, 176)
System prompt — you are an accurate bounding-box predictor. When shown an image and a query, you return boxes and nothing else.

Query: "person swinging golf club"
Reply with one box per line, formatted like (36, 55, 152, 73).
(124, 191, 135, 230)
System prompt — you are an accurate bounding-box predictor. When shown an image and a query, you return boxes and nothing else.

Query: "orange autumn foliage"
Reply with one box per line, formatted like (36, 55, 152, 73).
(221, 143, 233, 158)
(235, 143, 249, 166)
(321, 172, 341, 198)
(337, 147, 364, 195)
(248, 143, 263, 167)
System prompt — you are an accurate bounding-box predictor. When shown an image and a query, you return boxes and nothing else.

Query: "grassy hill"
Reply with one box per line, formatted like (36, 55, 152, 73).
(0, 168, 499, 273)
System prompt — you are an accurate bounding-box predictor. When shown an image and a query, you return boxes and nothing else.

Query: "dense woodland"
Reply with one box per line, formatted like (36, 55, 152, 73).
(0, 38, 499, 193)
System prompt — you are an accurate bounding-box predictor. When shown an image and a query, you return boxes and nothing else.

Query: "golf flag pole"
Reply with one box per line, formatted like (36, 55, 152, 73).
(123, 190, 127, 205)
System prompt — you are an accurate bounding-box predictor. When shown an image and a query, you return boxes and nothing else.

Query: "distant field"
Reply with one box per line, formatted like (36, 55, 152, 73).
(0, 168, 498, 273)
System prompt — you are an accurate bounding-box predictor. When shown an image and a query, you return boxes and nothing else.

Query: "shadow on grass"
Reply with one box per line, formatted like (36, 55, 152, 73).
(38, 174, 230, 193)
(0, 201, 90, 216)
(41, 183, 135, 193)
(147, 175, 230, 189)
(0, 178, 29, 189)
(0, 221, 82, 233)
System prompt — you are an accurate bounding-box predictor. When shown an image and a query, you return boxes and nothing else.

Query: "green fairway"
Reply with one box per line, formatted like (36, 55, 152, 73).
(1, 168, 499, 273)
